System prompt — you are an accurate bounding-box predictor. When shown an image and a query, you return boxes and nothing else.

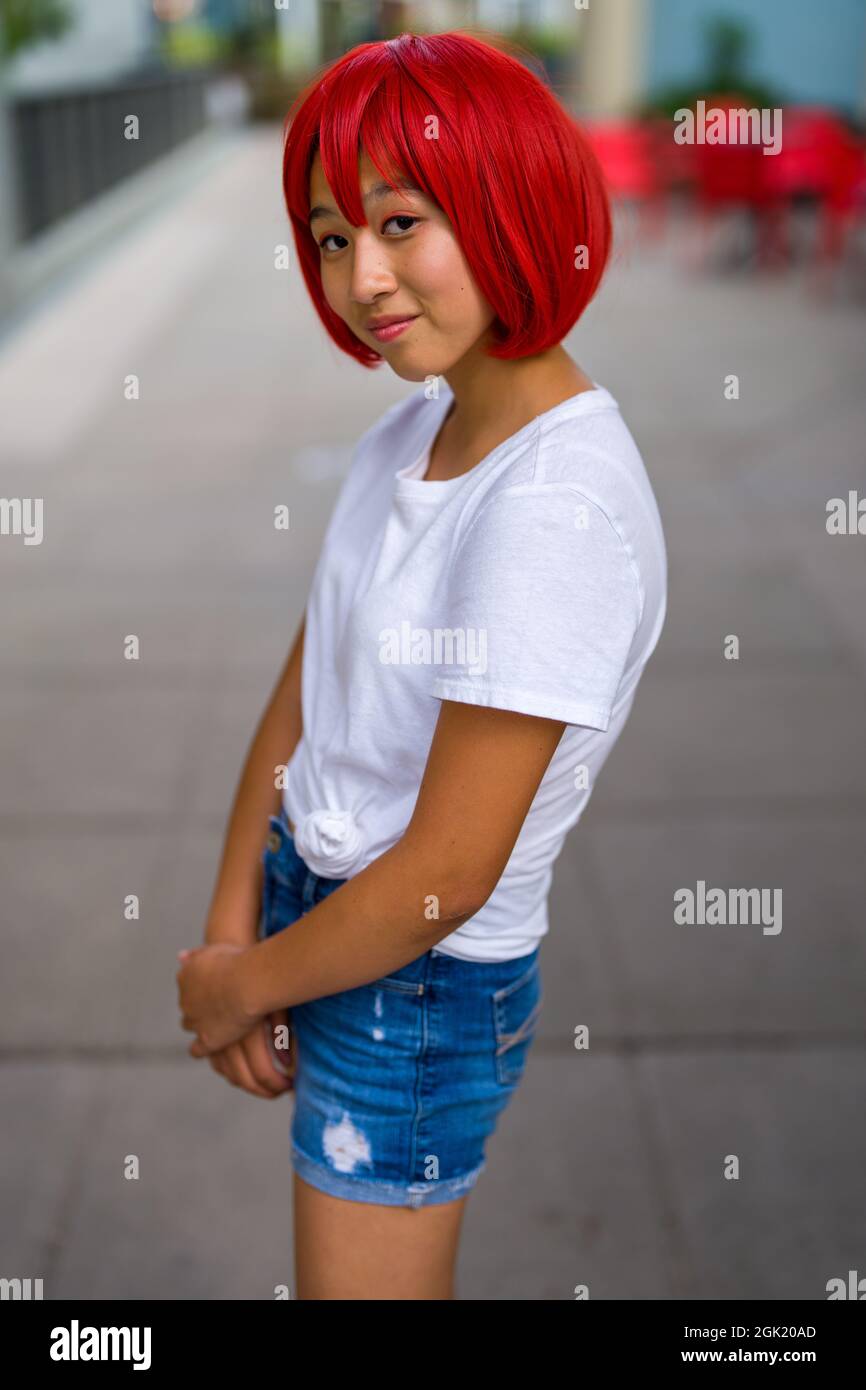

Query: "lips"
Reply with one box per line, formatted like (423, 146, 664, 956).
(367, 314, 420, 343)
(367, 313, 418, 331)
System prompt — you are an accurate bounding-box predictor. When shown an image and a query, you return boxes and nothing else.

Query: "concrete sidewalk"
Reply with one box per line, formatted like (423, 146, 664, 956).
(1, 126, 864, 1300)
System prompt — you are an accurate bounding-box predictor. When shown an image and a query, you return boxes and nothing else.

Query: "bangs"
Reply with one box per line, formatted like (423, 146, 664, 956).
(283, 42, 454, 238)
(310, 74, 447, 230)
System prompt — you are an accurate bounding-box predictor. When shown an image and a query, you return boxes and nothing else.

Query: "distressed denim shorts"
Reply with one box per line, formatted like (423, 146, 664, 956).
(258, 806, 543, 1208)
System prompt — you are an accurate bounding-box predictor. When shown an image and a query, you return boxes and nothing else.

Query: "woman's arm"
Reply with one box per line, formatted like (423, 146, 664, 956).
(234, 699, 567, 1017)
(203, 615, 306, 947)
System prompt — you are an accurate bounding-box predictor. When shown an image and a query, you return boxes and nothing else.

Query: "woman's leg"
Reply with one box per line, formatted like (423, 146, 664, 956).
(292, 1172, 469, 1300)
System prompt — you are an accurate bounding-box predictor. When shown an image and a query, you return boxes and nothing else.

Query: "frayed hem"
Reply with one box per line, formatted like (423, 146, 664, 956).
(291, 1144, 485, 1208)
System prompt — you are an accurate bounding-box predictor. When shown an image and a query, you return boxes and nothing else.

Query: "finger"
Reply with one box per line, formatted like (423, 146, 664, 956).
(266, 1010, 295, 1078)
(242, 1025, 293, 1095)
(208, 1042, 276, 1100)
(209, 1047, 243, 1086)
(265, 1025, 295, 1090)
(226, 1043, 281, 1099)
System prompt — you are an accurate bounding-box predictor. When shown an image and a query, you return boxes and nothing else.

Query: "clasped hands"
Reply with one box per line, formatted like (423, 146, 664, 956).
(177, 940, 259, 1056)
(177, 942, 295, 1098)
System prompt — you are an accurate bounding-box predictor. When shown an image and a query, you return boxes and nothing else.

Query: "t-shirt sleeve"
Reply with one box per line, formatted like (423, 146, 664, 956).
(430, 485, 643, 731)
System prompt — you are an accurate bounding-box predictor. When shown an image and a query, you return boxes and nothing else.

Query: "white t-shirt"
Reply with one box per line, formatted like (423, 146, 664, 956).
(284, 380, 667, 962)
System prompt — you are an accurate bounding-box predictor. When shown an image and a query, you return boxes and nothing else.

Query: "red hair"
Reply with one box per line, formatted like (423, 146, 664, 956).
(282, 30, 612, 367)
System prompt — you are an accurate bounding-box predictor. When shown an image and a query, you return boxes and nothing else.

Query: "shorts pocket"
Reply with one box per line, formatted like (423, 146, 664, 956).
(375, 975, 426, 995)
(371, 953, 428, 995)
(263, 814, 293, 887)
(257, 876, 270, 941)
(257, 828, 277, 940)
(332, 962, 426, 999)
(492, 956, 542, 1086)
(259, 816, 303, 938)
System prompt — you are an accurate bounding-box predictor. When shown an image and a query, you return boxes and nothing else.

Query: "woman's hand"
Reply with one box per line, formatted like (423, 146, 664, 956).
(208, 1011, 295, 1099)
(176, 942, 260, 1056)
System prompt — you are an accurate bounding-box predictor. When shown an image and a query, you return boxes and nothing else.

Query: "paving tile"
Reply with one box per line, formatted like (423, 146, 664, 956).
(0, 1065, 96, 1281)
(639, 1050, 866, 1300)
(460, 1055, 683, 1299)
(0, 829, 170, 1050)
(46, 1062, 292, 1300)
(596, 669, 866, 804)
(583, 818, 866, 1037)
(0, 687, 205, 817)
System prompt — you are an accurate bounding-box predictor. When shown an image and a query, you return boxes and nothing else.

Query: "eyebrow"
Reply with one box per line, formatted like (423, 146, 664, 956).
(308, 178, 423, 226)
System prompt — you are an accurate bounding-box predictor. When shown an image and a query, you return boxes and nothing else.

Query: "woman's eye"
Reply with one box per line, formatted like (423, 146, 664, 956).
(382, 214, 419, 235)
(318, 215, 418, 253)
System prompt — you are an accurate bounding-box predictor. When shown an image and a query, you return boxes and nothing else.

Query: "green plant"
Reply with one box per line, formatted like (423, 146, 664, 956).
(704, 15, 750, 89)
(0, 0, 73, 62)
(639, 13, 783, 119)
(159, 20, 227, 69)
(225, 16, 279, 69)
(505, 23, 577, 64)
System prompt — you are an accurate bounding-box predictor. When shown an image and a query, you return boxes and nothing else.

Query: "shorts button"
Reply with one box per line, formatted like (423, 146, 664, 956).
(266, 831, 281, 853)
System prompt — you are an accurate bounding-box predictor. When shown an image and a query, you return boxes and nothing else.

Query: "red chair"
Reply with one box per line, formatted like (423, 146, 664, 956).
(762, 107, 866, 280)
(585, 119, 666, 239)
(689, 94, 786, 269)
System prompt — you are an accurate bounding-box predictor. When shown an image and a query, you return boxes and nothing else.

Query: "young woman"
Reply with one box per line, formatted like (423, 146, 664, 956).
(177, 30, 667, 1300)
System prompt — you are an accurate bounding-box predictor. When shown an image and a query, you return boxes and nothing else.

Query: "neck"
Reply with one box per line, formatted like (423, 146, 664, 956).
(440, 342, 593, 451)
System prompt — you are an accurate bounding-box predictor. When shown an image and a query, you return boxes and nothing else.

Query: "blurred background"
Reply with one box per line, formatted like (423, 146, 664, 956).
(3, 0, 866, 314)
(1, 0, 865, 1300)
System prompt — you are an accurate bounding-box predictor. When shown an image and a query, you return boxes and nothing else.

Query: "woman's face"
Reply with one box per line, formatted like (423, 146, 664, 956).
(308, 149, 495, 381)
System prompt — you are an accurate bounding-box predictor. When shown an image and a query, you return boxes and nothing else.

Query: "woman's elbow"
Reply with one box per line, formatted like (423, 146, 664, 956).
(393, 842, 495, 941)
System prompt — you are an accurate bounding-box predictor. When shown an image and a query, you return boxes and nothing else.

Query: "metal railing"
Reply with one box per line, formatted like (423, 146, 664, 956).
(11, 69, 210, 241)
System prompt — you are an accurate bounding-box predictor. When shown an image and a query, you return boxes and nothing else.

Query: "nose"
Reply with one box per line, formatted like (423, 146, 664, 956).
(348, 228, 398, 305)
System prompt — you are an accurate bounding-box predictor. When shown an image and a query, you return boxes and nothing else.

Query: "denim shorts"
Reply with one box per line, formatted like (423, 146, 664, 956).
(258, 806, 543, 1208)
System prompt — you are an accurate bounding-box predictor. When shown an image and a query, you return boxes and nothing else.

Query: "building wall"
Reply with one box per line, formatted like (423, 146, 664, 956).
(577, 0, 648, 116)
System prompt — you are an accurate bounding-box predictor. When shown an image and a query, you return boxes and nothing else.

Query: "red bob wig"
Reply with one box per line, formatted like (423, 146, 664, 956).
(282, 30, 612, 368)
